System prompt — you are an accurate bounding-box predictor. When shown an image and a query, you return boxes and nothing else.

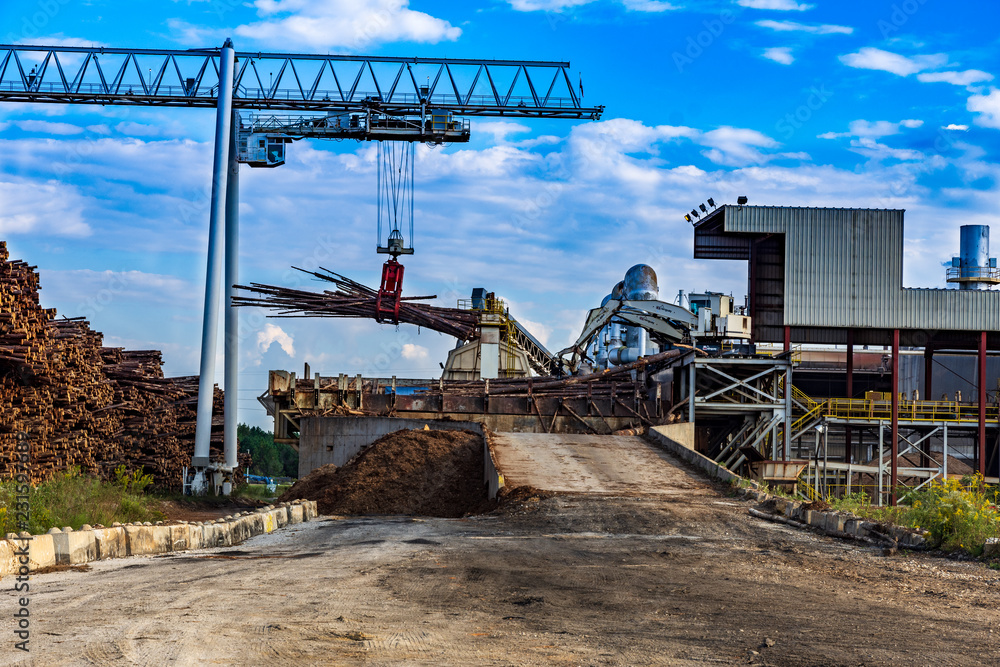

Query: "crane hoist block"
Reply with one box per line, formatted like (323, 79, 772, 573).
(375, 259, 405, 324)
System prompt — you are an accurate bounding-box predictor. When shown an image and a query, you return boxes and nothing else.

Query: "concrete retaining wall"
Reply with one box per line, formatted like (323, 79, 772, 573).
(483, 431, 504, 500)
(298, 416, 484, 477)
(648, 425, 928, 549)
(741, 487, 928, 549)
(0, 499, 318, 576)
(648, 425, 739, 484)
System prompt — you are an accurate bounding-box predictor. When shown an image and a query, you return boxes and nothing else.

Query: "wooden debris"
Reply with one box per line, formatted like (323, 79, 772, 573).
(232, 267, 480, 340)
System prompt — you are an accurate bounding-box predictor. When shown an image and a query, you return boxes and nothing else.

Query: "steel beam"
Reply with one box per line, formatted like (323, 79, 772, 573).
(192, 39, 235, 471)
(979, 330, 987, 475)
(223, 109, 240, 478)
(845, 329, 853, 464)
(890, 329, 899, 505)
(0, 44, 603, 119)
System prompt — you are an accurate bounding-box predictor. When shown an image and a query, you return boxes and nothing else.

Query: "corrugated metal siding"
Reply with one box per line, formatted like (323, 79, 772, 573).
(720, 205, 1000, 332)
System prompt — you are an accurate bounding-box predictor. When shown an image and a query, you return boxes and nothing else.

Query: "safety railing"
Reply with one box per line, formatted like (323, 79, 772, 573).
(946, 266, 1000, 282)
(824, 398, 1000, 424)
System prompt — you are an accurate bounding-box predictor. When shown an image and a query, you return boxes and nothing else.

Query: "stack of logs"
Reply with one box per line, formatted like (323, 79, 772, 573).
(0, 242, 230, 488)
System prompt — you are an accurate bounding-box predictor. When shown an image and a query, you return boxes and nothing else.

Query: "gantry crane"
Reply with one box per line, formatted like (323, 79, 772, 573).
(0, 40, 603, 493)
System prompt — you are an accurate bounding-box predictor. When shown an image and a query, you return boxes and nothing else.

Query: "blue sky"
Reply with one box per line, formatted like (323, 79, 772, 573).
(1, 0, 999, 428)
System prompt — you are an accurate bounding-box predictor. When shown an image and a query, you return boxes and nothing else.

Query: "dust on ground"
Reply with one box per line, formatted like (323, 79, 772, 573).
(6, 440, 1000, 666)
(279, 428, 487, 517)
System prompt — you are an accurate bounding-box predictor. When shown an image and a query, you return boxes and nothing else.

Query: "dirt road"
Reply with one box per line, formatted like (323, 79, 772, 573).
(3, 438, 1000, 666)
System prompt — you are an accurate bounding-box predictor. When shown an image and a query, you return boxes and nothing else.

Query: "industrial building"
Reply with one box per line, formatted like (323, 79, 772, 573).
(262, 203, 999, 506)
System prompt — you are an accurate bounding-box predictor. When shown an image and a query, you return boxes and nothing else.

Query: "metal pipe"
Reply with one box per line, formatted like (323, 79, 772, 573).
(688, 359, 696, 425)
(784, 362, 792, 461)
(223, 109, 240, 479)
(192, 39, 236, 471)
(878, 422, 883, 507)
(979, 330, 987, 475)
(959, 225, 990, 290)
(890, 329, 899, 505)
(845, 329, 853, 464)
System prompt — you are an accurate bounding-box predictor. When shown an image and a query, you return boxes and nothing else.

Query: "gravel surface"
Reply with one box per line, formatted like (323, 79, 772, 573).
(2, 439, 998, 665)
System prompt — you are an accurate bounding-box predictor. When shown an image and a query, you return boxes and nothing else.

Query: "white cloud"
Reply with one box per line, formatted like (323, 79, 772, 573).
(848, 137, 924, 162)
(737, 0, 813, 9)
(943, 124, 969, 131)
(916, 70, 994, 87)
(818, 118, 923, 140)
(115, 121, 162, 137)
(235, 0, 461, 50)
(762, 47, 794, 65)
(165, 18, 223, 46)
(756, 19, 852, 34)
(699, 127, 780, 167)
(401, 343, 429, 360)
(620, 0, 680, 10)
(968, 89, 1000, 129)
(257, 323, 295, 358)
(14, 35, 107, 47)
(12, 120, 84, 135)
(41, 269, 198, 317)
(473, 121, 532, 143)
(507, 0, 677, 10)
(508, 0, 594, 9)
(839, 47, 947, 77)
(0, 179, 90, 237)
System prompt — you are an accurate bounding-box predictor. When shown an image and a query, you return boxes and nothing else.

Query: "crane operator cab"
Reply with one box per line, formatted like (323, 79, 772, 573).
(239, 133, 288, 168)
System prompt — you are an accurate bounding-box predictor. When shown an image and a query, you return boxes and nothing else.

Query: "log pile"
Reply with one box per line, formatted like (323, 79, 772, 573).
(0, 242, 227, 488)
(233, 267, 480, 341)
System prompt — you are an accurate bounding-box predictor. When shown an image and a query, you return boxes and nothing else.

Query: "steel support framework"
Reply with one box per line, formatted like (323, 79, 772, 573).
(0, 44, 603, 118)
(0, 40, 604, 492)
(689, 357, 794, 467)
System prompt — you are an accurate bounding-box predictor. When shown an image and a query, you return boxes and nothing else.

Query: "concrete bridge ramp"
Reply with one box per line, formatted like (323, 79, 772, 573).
(490, 432, 703, 496)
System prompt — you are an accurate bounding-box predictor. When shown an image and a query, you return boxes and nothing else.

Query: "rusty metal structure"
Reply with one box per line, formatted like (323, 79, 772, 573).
(693, 204, 1000, 503)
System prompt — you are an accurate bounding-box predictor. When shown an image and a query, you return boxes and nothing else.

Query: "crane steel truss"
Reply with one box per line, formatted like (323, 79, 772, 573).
(0, 44, 603, 119)
(0, 40, 603, 493)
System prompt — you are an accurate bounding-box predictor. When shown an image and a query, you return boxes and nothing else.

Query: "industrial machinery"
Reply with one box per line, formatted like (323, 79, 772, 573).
(558, 264, 752, 372)
(946, 224, 1000, 290)
(444, 289, 558, 380)
(0, 41, 603, 494)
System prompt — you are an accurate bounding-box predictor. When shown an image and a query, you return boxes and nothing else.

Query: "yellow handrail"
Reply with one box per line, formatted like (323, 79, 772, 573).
(823, 398, 999, 424)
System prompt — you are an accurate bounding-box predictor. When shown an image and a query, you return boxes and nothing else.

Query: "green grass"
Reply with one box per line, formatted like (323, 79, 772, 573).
(0, 467, 164, 535)
(237, 483, 292, 501)
(830, 474, 1000, 556)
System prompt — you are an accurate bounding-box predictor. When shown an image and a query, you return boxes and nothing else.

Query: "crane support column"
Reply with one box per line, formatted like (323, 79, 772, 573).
(223, 109, 240, 488)
(191, 39, 236, 490)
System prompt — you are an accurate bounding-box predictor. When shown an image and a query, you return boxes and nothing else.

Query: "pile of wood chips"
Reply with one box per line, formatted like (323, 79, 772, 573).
(0, 242, 231, 489)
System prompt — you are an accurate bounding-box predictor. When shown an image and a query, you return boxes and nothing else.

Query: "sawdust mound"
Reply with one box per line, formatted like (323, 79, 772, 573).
(279, 429, 486, 517)
(281, 463, 338, 501)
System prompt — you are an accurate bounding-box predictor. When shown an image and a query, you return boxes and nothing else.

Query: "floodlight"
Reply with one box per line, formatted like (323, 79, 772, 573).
(699, 203, 707, 213)
(684, 214, 692, 223)
(690, 209, 700, 219)
(707, 198, 716, 208)
(737, 195, 748, 205)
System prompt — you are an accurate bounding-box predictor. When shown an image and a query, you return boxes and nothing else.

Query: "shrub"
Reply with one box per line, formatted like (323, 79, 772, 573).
(902, 474, 1000, 555)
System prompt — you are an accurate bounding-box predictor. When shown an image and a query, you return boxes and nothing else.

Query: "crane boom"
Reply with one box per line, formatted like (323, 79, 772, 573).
(0, 44, 603, 119)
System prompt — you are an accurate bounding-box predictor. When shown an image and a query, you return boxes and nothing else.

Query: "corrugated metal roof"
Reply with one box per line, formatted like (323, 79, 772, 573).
(709, 205, 1000, 332)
